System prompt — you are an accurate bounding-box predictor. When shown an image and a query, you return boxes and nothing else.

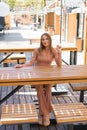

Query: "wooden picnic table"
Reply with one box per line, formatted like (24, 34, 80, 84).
(0, 65, 87, 86)
(0, 42, 77, 65)
(0, 42, 77, 52)
(0, 64, 87, 127)
(0, 64, 86, 105)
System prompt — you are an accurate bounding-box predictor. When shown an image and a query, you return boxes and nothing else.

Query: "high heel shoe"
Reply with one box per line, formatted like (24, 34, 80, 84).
(38, 116, 43, 125)
(43, 115, 50, 126)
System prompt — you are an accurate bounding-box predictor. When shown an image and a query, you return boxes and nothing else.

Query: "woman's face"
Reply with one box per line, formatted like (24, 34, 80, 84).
(41, 35, 50, 47)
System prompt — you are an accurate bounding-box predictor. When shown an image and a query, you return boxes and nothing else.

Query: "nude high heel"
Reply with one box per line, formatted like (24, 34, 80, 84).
(43, 115, 50, 126)
(38, 116, 43, 125)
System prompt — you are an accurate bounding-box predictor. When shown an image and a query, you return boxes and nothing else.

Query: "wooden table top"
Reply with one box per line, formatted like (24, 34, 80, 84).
(0, 43, 77, 53)
(0, 65, 87, 86)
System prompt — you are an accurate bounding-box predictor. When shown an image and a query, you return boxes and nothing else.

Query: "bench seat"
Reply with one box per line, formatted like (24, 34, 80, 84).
(3, 53, 26, 64)
(0, 103, 38, 125)
(52, 103, 87, 130)
(69, 82, 87, 102)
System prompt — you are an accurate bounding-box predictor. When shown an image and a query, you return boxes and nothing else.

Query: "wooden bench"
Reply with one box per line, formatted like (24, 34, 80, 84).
(69, 82, 87, 102)
(52, 103, 87, 130)
(3, 53, 26, 64)
(0, 103, 38, 125)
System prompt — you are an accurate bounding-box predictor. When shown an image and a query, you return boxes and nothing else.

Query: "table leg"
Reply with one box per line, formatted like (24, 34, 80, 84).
(80, 91, 84, 102)
(0, 52, 13, 64)
(0, 85, 23, 105)
(70, 51, 77, 65)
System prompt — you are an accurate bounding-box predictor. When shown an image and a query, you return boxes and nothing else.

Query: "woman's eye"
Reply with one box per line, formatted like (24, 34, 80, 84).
(46, 38, 49, 40)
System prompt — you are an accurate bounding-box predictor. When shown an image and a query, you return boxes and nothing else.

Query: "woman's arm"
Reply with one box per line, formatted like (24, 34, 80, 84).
(53, 45, 62, 66)
(15, 49, 38, 68)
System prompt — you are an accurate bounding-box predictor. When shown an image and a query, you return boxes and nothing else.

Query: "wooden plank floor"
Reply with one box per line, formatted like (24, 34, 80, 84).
(0, 84, 87, 130)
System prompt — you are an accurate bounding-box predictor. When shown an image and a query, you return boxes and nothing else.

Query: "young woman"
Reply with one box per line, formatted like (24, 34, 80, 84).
(15, 33, 62, 126)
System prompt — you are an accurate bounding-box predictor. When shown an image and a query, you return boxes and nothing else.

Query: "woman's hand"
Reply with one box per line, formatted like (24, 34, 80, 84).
(15, 64, 23, 68)
(56, 45, 61, 54)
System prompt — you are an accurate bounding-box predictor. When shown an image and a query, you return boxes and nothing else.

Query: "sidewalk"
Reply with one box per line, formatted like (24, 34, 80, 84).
(0, 24, 45, 43)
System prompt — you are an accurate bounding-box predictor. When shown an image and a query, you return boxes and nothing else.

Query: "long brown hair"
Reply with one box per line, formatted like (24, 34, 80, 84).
(39, 33, 52, 51)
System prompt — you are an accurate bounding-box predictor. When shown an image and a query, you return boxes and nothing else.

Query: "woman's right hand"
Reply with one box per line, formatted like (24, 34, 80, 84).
(15, 64, 23, 68)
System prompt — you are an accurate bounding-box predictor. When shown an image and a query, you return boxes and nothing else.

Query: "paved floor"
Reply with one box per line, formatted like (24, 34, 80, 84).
(0, 24, 44, 42)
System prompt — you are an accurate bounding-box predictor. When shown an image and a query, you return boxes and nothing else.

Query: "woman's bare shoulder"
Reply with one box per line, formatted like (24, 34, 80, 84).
(33, 48, 40, 54)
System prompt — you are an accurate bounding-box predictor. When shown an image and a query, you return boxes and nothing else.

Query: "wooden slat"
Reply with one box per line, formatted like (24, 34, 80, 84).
(0, 65, 87, 86)
(3, 53, 26, 63)
(0, 103, 38, 125)
(52, 103, 87, 124)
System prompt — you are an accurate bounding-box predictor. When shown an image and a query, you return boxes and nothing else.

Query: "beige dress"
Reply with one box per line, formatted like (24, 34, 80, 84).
(29, 47, 62, 116)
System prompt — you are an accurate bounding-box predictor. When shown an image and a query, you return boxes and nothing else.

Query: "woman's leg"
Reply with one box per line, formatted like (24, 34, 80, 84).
(35, 84, 52, 126)
(36, 84, 52, 116)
